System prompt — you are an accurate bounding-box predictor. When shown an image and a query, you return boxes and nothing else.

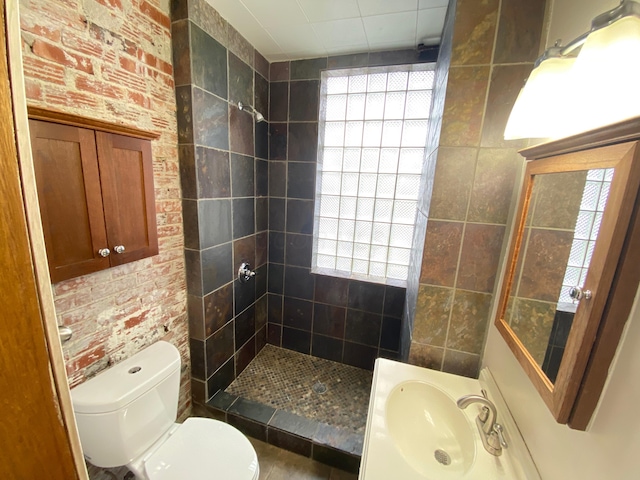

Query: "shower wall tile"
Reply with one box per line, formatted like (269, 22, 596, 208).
(286, 200, 314, 234)
(190, 338, 206, 380)
(235, 306, 256, 348)
(255, 73, 269, 121)
(284, 266, 315, 301)
(190, 22, 227, 98)
(269, 199, 286, 232)
(256, 198, 268, 232)
(206, 320, 234, 375)
(413, 284, 453, 347)
(207, 358, 235, 400)
(256, 160, 268, 197)
(380, 316, 401, 352)
(282, 327, 311, 354)
(447, 290, 492, 355)
(313, 304, 346, 338)
(268, 262, 284, 295)
(408, 343, 444, 370)
(232, 198, 255, 239)
(228, 24, 254, 68)
(312, 335, 344, 363)
(269, 123, 288, 160)
(234, 278, 256, 315)
(256, 232, 268, 266)
(254, 51, 269, 80)
(176, 4, 272, 400)
(494, 0, 546, 64)
(270, 82, 289, 122)
(288, 123, 318, 162)
(269, 162, 287, 198)
(229, 105, 254, 156)
(283, 297, 313, 330)
(456, 223, 505, 293)
(314, 276, 349, 307)
(419, 220, 463, 287)
(428, 147, 476, 221)
(193, 87, 229, 149)
(439, 66, 490, 148)
(179, 145, 197, 199)
(202, 243, 233, 295)
(348, 281, 385, 314)
(188, 294, 205, 340)
(467, 148, 521, 224)
(199, 199, 232, 248)
(255, 122, 269, 160)
(443, 350, 480, 378)
(285, 233, 313, 267)
(204, 283, 234, 336)
(480, 64, 533, 149)
(287, 162, 316, 200)
(195, 147, 231, 199)
(236, 337, 256, 375)
(345, 310, 382, 347)
(342, 342, 376, 370)
(383, 286, 406, 319)
(175, 85, 193, 144)
(228, 52, 254, 105)
(267, 323, 282, 346)
(327, 53, 369, 69)
(171, 20, 191, 86)
(186, 0, 228, 47)
(182, 200, 200, 249)
(270, 61, 290, 82)
(231, 153, 255, 198)
(233, 235, 256, 273)
(450, 0, 499, 66)
(290, 58, 327, 80)
(289, 81, 319, 121)
(268, 232, 285, 263)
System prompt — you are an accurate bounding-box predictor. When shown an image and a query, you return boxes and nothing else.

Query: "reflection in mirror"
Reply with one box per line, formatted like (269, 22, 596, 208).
(503, 168, 613, 383)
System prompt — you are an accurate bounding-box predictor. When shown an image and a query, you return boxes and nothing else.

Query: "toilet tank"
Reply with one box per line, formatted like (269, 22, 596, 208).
(71, 341, 181, 468)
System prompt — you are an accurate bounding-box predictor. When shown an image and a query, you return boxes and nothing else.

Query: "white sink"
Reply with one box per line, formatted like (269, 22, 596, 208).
(359, 359, 541, 480)
(386, 381, 476, 478)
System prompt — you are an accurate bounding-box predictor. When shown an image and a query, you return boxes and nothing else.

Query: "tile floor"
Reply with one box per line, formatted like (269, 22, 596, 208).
(87, 435, 357, 480)
(226, 345, 373, 434)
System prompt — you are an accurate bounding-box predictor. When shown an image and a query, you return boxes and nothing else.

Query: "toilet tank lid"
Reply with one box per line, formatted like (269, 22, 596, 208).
(71, 341, 181, 415)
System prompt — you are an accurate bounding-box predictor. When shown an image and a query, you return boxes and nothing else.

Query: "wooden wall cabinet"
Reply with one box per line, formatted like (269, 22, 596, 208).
(494, 118, 640, 430)
(28, 108, 159, 283)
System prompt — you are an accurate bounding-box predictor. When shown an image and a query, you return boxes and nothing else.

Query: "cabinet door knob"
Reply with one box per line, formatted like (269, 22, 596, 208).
(569, 286, 592, 300)
(98, 248, 111, 257)
(114, 245, 125, 254)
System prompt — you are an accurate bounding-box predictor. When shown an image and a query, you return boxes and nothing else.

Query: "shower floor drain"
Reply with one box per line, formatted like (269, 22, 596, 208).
(434, 449, 451, 466)
(312, 382, 328, 394)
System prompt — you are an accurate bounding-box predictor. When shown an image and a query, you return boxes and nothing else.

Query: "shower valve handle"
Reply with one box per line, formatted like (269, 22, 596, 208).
(238, 263, 256, 283)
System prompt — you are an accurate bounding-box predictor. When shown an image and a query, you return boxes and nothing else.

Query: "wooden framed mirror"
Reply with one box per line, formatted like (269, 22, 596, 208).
(495, 120, 640, 428)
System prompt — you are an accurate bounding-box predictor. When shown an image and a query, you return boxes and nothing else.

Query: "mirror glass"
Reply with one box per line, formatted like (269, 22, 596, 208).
(502, 167, 614, 383)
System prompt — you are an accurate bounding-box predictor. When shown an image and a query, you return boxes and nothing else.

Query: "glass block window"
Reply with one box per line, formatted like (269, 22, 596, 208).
(312, 64, 435, 285)
(559, 168, 614, 306)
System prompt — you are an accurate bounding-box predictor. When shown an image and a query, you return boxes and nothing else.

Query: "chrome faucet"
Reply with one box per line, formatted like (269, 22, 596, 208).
(457, 391, 507, 456)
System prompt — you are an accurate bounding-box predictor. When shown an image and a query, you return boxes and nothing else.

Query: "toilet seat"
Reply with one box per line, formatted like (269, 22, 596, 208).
(144, 417, 259, 480)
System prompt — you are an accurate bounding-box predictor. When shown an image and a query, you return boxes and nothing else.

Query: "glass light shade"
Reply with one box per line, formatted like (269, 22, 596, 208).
(560, 15, 640, 137)
(503, 56, 577, 140)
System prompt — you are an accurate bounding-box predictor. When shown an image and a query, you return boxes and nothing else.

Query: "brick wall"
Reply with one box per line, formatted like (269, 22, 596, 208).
(19, 0, 190, 415)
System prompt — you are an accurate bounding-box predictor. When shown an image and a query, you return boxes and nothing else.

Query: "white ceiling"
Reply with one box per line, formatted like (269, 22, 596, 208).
(205, 0, 449, 61)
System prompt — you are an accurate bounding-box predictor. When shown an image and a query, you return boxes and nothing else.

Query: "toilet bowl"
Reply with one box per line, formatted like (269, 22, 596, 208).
(70, 341, 259, 480)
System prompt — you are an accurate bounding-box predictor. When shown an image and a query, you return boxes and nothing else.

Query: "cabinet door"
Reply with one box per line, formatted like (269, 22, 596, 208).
(96, 132, 158, 266)
(29, 120, 110, 282)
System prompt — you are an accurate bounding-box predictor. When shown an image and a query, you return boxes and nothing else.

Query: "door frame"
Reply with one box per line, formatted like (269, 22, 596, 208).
(4, 0, 88, 477)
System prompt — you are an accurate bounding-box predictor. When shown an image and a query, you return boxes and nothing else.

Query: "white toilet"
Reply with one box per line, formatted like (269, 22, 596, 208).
(70, 341, 259, 480)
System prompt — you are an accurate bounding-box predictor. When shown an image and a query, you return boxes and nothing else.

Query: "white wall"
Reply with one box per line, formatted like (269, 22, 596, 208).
(545, 0, 619, 48)
(484, 3, 640, 478)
